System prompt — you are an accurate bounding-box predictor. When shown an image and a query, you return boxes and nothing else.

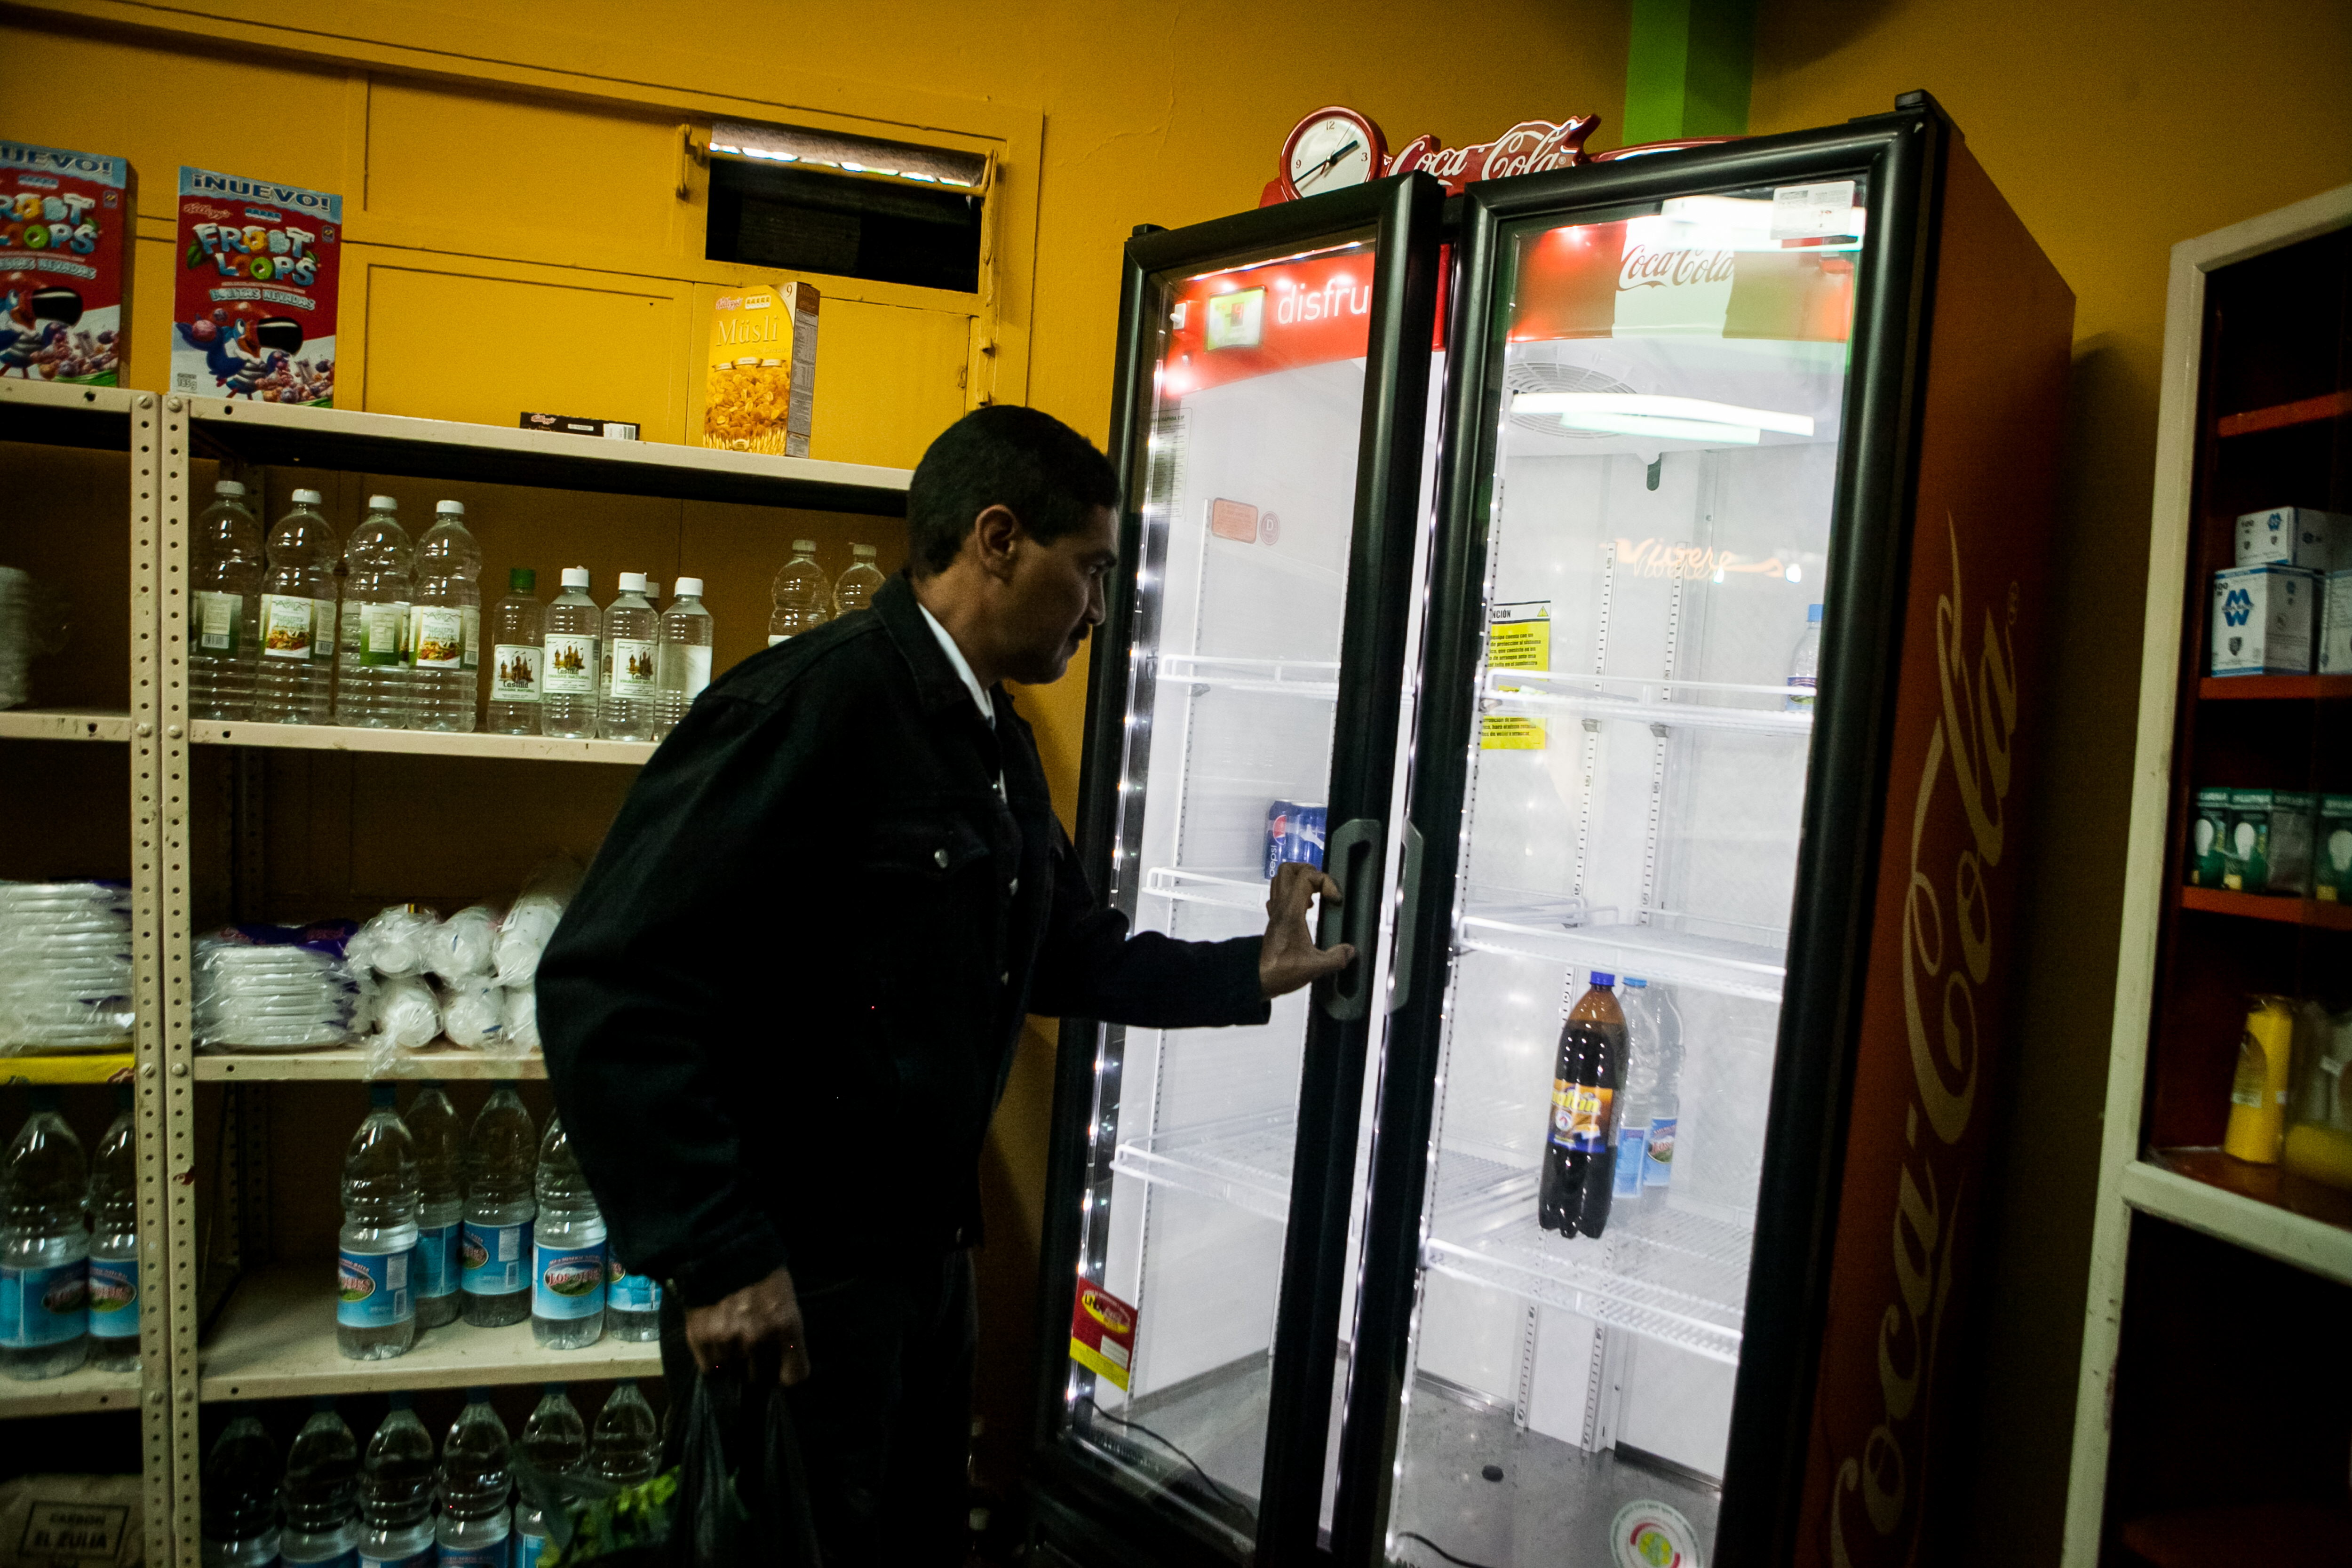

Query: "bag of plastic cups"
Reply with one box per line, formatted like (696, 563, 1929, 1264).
(501, 985, 540, 1050)
(493, 859, 580, 987)
(347, 904, 438, 979)
(426, 905, 500, 983)
(441, 979, 507, 1050)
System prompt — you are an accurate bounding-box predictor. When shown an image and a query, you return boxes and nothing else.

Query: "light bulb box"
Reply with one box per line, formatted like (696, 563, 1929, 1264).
(2320, 570, 2352, 676)
(2316, 796, 2352, 905)
(2236, 506, 2347, 570)
(2211, 565, 2316, 676)
(2225, 788, 2314, 897)
(2186, 786, 2233, 888)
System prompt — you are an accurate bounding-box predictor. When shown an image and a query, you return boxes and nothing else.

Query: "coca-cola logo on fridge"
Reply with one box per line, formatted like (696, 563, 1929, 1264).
(1616, 244, 1737, 293)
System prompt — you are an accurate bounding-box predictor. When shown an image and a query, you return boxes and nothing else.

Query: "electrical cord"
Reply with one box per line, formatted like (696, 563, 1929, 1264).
(1394, 1530, 1503, 1568)
(1074, 1396, 1254, 1515)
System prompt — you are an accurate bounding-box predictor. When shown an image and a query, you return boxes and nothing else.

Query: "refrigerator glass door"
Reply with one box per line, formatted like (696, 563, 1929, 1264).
(1382, 183, 1867, 1568)
(1057, 229, 1388, 1556)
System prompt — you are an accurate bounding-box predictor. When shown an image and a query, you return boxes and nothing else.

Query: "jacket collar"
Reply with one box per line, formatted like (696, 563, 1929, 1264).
(876, 573, 996, 720)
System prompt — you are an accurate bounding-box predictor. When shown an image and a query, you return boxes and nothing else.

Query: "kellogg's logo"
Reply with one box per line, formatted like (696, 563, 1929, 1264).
(1618, 244, 1736, 294)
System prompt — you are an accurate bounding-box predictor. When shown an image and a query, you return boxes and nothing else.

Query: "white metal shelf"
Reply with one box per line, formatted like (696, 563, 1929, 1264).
(0, 707, 133, 742)
(183, 396, 911, 514)
(199, 1264, 659, 1402)
(1111, 1116, 1520, 1225)
(0, 379, 140, 450)
(194, 1044, 546, 1082)
(1139, 866, 1271, 913)
(190, 718, 654, 765)
(0, 1363, 143, 1419)
(1423, 1184, 1754, 1363)
(1479, 669, 1814, 738)
(1458, 889, 1788, 1003)
(1152, 654, 1340, 700)
(2118, 1159, 2352, 1289)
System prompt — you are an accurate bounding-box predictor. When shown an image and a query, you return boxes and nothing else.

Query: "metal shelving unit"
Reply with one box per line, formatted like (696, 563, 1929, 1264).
(4, 381, 909, 1564)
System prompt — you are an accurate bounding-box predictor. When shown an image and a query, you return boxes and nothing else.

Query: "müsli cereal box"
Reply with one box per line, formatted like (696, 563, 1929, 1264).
(0, 141, 131, 386)
(702, 282, 819, 456)
(172, 167, 341, 406)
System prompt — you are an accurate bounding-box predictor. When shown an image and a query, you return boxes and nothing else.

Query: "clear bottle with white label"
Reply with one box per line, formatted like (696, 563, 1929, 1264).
(770, 540, 831, 645)
(488, 568, 545, 736)
(410, 500, 482, 733)
(190, 479, 265, 721)
(601, 572, 659, 742)
(254, 487, 339, 724)
(541, 567, 602, 740)
(654, 576, 714, 740)
(335, 497, 414, 729)
(1787, 602, 1822, 711)
(834, 542, 884, 617)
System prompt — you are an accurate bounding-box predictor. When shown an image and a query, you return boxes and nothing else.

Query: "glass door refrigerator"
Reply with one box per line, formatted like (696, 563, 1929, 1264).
(1030, 94, 2076, 1568)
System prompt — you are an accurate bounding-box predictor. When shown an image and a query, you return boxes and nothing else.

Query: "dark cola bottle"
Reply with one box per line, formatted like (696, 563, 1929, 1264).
(1538, 971, 1627, 1238)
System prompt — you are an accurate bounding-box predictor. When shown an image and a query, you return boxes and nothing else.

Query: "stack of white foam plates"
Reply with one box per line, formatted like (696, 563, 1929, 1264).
(192, 922, 361, 1051)
(0, 567, 30, 711)
(0, 881, 135, 1051)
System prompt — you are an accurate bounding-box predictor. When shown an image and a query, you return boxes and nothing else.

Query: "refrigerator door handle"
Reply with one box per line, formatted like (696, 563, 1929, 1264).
(1318, 816, 1385, 1021)
(1386, 822, 1425, 1015)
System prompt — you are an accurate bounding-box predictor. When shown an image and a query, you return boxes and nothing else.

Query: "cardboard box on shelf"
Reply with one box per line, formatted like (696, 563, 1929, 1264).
(2235, 506, 2347, 571)
(2210, 565, 2316, 676)
(521, 411, 640, 440)
(171, 167, 341, 406)
(701, 281, 819, 457)
(2224, 788, 2314, 896)
(2319, 570, 2352, 676)
(0, 141, 131, 387)
(2316, 796, 2352, 904)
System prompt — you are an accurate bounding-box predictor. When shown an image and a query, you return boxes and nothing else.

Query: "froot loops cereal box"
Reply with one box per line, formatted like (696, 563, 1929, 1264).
(0, 141, 131, 387)
(172, 167, 342, 407)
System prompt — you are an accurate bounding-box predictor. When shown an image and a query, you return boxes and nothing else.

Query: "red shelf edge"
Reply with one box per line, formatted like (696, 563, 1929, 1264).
(2216, 387, 2352, 437)
(2197, 673, 2352, 701)
(2178, 884, 2352, 931)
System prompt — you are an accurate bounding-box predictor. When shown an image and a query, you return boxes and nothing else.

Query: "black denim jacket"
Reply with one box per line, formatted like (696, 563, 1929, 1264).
(539, 574, 1269, 1305)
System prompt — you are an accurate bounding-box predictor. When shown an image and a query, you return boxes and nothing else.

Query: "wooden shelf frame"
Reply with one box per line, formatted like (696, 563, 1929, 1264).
(2064, 181, 2352, 1564)
(2216, 386, 2352, 438)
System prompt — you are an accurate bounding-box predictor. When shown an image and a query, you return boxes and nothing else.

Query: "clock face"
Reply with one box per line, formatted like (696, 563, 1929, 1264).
(1287, 112, 1379, 197)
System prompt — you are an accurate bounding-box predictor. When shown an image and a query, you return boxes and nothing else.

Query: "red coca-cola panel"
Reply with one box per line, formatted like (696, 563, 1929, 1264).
(1160, 247, 1377, 397)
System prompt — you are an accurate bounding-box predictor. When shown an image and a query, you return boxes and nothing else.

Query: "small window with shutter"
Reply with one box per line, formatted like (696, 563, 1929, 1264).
(705, 119, 987, 294)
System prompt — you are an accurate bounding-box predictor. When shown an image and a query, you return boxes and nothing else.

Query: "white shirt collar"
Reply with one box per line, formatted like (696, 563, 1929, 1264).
(917, 601, 994, 725)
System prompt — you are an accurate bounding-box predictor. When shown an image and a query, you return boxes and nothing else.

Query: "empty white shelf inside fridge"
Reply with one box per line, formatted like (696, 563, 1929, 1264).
(1422, 1176, 1754, 1363)
(1139, 866, 1271, 913)
(1479, 669, 1815, 738)
(1152, 653, 1341, 700)
(1457, 890, 1788, 1003)
(1111, 1114, 1523, 1226)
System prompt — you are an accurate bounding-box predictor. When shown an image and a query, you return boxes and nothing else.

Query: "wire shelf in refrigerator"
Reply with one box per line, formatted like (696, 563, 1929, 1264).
(1111, 1117, 1523, 1223)
(1478, 669, 1814, 738)
(1152, 654, 1341, 700)
(1422, 1191, 1753, 1363)
(1457, 890, 1788, 1003)
(1140, 866, 1272, 913)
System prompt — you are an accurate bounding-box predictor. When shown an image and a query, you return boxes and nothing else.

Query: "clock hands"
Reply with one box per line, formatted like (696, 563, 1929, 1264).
(1295, 137, 1363, 192)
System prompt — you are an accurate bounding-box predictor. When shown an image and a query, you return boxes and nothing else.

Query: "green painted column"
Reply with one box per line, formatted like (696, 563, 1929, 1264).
(1621, 0, 1758, 144)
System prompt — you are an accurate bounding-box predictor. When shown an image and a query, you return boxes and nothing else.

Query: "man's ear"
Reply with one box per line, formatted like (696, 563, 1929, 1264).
(973, 504, 1024, 584)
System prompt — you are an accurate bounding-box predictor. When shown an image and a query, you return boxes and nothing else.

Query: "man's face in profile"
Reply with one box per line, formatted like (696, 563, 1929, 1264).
(999, 504, 1118, 685)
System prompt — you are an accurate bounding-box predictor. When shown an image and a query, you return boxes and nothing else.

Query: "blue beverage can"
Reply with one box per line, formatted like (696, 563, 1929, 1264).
(1264, 801, 1298, 879)
(1288, 804, 1327, 870)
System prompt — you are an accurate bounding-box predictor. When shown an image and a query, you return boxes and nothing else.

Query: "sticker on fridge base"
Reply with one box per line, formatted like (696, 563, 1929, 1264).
(1481, 601, 1551, 750)
(1068, 1281, 1138, 1392)
(1612, 1499, 1704, 1568)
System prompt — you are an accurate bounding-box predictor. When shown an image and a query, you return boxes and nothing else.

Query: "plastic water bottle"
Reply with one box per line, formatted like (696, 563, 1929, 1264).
(255, 486, 340, 724)
(653, 576, 714, 740)
(1613, 979, 1659, 1205)
(769, 540, 831, 645)
(601, 572, 659, 741)
(438, 1387, 514, 1568)
(410, 499, 482, 733)
(0, 1089, 87, 1381)
(339, 1084, 417, 1361)
(591, 1381, 661, 1487)
(540, 567, 601, 740)
(1643, 983, 1686, 1191)
(461, 1082, 536, 1328)
(1787, 602, 1822, 711)
(190, 478, 265, 721)
(282, 1397, 363, 1568)
(358, 1391, 438, 1568)
(335, 496, 414, 729)
(488, 568, 545, 736)
(834, 542, 884, 616)
(408, 1082, 463, 1331)
(516, 1384, 587, 1566)
(607, 1266, 661, 1344)
(532, 1116, 606, 1350)
(86, 1084, 139, 1372)
(201, 1415, 282, 1568)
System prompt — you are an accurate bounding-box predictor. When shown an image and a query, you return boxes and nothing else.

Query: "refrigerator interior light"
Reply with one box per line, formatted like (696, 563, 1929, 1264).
(1512, 392, 1815, 438)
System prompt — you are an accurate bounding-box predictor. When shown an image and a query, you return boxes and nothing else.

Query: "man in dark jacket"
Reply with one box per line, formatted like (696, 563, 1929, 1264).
(538, 406, 1349, 1564)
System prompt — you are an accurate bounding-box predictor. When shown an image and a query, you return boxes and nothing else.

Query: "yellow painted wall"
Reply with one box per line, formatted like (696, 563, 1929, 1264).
(9, 0, 1629, 1483)
(1749, 1, 2352, 1558)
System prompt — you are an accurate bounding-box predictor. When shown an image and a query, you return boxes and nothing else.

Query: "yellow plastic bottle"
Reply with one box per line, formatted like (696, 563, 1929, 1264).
(2223, 995, 2296, 1164)
(2280, 1013, 2352, 1191)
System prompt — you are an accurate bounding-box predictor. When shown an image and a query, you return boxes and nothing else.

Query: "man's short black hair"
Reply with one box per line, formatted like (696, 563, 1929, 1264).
(905, 405, 1120, 576)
